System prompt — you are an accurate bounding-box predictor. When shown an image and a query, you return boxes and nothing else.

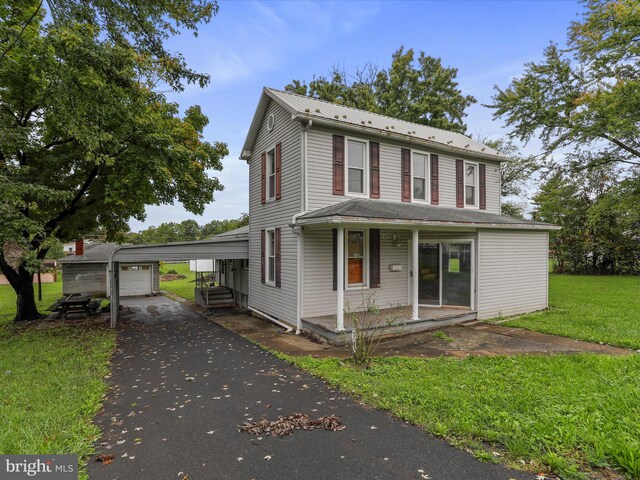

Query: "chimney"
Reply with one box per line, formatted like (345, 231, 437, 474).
(75, 238, 84, 256)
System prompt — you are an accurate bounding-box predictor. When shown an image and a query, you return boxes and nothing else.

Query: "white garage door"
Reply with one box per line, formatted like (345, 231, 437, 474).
(120, 265, 153, 297)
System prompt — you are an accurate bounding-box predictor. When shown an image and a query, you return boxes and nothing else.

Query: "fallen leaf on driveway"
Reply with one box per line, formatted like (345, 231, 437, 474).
(96, 454, 114, 465)
(239, 413, 345, 437)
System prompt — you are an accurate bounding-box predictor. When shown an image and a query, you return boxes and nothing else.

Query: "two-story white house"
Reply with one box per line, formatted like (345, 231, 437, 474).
(238, 87, 556, 341)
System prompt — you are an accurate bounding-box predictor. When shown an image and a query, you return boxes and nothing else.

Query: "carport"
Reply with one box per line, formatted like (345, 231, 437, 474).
(109, 228, 249, 327)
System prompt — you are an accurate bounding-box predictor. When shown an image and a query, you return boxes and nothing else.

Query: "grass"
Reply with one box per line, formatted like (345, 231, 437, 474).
(0, 276, 63, 324)
(284, 274, 640, 479)
(0, 276, 115, 480)
(289, 354, 640, 479)
(503, 274, 640, 350)
(159, 262, 195, 302)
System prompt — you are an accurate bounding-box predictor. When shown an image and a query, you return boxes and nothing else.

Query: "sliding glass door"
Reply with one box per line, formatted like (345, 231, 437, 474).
(417, 240, 473, 308)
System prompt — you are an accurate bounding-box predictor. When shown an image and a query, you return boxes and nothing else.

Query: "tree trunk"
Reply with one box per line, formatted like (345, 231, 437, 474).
(13, 267, 43, 321)
(0, 253, 43, 322)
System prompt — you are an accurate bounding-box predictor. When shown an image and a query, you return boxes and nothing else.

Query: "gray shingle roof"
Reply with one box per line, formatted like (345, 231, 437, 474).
(58, 243, 118, 264)
(242, 87, 508, 162)
(296, 199, 556, 230)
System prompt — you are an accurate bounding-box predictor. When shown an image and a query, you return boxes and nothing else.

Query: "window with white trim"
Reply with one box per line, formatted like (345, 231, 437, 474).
(465, 162, 478, 207)
(412, 152, 429, 201)
(266, 229, 275, 285)
(347, 139, 366, 195)
(266, 148, 276, 200)
(346, 230, 367, 287)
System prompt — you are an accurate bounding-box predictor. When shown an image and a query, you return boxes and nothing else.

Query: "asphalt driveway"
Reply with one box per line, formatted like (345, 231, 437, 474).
(89, 296, 532, 480)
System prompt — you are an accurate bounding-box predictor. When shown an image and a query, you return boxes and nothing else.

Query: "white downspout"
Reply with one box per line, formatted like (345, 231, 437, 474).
(292, 119, 312, 335)
(249, 306, 293, 333)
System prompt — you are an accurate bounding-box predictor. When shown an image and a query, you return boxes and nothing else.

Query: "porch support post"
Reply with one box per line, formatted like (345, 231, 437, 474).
(411, 229, 420, 321)
(336, 226, 345, 331)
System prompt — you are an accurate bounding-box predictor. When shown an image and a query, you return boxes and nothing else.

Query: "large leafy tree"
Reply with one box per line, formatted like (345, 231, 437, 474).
(286, 47, 476, 133)
(533, 165, 640, 274)
(489, 0, 640, 170)
(0, 1, 227, 321)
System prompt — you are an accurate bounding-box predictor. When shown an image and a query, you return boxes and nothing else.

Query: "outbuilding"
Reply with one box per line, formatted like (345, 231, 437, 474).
(59, 241, 160, 298)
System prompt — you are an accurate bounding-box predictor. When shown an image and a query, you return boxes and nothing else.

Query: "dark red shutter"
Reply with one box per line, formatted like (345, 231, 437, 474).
(261, 152, 266, 204)
(260, 229, 265, 283)
(369, 229, 380, 288)
(275, 227, 281, 287)
(333, 135, 345, 195)
(332, 228, 337, 291)
(369, 142, 380, 199)
(275, 143, 282, 200)
(430, 154, 439, 205)
(479, 163, 486, 210)
(456, 159, 464, 208)
(401, 148, 411, 202)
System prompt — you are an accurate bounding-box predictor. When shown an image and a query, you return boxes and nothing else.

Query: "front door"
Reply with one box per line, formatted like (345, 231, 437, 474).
(415, 241, 473, 308)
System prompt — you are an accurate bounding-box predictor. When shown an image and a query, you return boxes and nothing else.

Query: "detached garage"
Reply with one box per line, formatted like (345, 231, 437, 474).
(59, 241, 160, 298)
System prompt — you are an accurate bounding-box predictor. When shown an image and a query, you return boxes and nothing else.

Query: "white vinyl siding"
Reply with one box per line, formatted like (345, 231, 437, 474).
(303, 229, 410, 318)
(248, 100, 301, 326)
(477, 230, 549, 319)
(306, 127, 501, 214)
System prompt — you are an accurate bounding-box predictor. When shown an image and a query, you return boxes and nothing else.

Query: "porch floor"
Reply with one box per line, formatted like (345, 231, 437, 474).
(302, 306, 477, 343)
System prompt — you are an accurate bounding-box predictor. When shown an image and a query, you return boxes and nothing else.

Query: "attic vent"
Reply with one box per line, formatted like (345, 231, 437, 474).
(267, 113, 275, 132)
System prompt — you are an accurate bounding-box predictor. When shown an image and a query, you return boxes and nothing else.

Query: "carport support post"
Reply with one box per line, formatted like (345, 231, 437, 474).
(109, 261, 120, 328)
(336, 226, 345, 331)
(412, 229, 420, 321)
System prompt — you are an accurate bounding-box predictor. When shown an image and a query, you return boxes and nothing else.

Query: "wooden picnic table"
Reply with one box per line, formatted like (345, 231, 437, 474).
(48, 294, 101, 319)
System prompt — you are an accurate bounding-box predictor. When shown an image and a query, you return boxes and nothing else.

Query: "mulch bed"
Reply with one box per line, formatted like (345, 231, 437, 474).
(160, 274, 186, 281)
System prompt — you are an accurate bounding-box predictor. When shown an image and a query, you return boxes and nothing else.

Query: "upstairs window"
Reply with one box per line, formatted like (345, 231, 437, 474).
(347, 139, 366, 195)
(465, 162, 478, 207)
(412, 153, 429, 201)
(266, 148, 276, 200)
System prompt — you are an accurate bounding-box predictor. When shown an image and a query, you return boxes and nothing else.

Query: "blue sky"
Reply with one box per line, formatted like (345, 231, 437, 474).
(130, 0, 584, 231)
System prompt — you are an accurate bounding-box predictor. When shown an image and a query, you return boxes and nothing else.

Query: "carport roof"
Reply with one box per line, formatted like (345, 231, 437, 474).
(110, 226, 249, 262)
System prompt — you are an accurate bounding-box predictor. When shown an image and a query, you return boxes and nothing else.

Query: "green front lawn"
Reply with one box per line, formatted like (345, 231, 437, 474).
(290, 354, 640, 479)
(159, 262, 195, 302)
(0, 278, 115, 480)
(504, 274, 640, 349)
(286, 274, 640, 479)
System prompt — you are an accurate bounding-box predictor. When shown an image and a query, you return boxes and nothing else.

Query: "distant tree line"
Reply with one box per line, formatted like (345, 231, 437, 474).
(534, 166, 639, 275)
(125, 214, 249, 245)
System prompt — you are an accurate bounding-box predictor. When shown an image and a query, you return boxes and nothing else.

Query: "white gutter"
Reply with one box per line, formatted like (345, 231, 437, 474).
(248, 306, 294, 333)
(294, 216, 561, 230)
(291, 114, 510, 164)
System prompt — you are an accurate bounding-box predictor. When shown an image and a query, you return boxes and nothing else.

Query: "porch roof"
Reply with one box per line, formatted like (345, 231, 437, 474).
(294, 199, 559, 230)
